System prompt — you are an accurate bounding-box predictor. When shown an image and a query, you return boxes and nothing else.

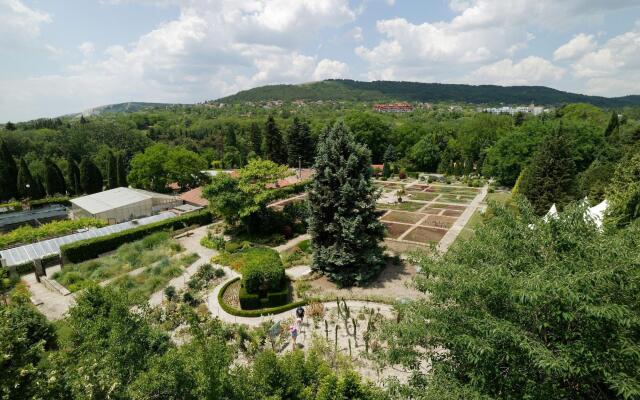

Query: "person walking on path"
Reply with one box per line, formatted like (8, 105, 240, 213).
(289, 323, 298, 350)
(296, 306, 305, 326)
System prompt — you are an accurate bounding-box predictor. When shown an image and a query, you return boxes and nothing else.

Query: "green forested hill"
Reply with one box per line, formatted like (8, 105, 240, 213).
(218, 79, 640, 107)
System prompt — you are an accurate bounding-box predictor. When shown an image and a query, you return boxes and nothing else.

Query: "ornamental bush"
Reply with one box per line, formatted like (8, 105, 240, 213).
(239, 248, 285, 295)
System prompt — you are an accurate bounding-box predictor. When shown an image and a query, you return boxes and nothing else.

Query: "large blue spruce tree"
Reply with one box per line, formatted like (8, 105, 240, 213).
(307, 121, 385, 286)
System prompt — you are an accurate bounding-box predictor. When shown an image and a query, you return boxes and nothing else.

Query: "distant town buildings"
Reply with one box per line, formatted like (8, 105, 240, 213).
(483, 103, 547, 116)
(373, 102, 414, 113)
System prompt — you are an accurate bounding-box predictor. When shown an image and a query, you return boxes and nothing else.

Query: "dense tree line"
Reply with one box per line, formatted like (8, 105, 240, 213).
(2, 102, 639, 209)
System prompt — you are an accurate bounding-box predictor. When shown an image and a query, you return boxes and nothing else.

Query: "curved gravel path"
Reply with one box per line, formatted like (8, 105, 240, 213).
(204, 275, 395, 327)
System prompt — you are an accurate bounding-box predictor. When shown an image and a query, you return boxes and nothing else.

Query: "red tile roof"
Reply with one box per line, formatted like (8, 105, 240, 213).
(179, 186, 208, 207)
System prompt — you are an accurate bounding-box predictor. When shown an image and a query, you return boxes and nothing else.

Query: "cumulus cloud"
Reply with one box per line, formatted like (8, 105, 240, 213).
(554, 33, 596, 60)
(356, 0, 639, 84)
(0, 0, 356, 120)
(0, 0, 50, 47)
(466, 56, 565, 86)
(78, 41, 96, 57)
(571, 23, 640, 96)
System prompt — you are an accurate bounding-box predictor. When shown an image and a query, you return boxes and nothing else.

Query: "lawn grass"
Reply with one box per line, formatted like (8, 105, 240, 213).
(486, 191, 512, 205)
(456, 210, 485, 242)
(52, 232, 183, 292)
(109, 252, 199, 304)
(281, 239, 312, 268)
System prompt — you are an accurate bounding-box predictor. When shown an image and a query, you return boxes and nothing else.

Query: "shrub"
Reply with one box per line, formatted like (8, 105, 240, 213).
(266, 285, 289, 307)
(239, 285, 262, 309)
(297, 239, 311, 253)
(220, 277, 307, 316)
(200, 232, 225, 250)
(224, 241, 242, 253)
(164, 285, 177, 302)
(60, 210, 212, 264)
(239, 248, 285, 294)
(29, 196, 70, 208)
(182, 291, 198, 306)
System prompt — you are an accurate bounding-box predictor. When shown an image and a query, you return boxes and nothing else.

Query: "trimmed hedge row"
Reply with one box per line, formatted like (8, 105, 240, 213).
(241, 248, 285, 294)
(60, 210, 212, 264)
(239, 278, 290, 309)
(219, 277, 307, 317)
(29, 196, 70, 208)
(263, 181, 308, 204)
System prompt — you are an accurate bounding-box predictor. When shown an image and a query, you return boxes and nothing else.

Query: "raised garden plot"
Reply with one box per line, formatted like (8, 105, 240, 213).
(377, 201, 425, 212)
(443, 209, 464, 217)
(439, 195, 473, 204)
(406, 191, 439, 201)
(380, 211, 425, 224)
(422, 215, 458, 229)
(404, 226, 447, 244)
(383, 222, 412, 239)
(421, 208, 444, 215)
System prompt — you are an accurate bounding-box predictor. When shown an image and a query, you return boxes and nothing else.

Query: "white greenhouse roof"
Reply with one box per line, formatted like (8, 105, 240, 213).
(70, 187, 176, 215)
(0, 212, 175, 267)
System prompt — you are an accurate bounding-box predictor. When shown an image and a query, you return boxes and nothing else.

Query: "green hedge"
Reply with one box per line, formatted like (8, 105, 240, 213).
(263, 181, 308, 204)
(239, 284, 262, 309)
(60, 210, 212, 264)
(240, 248, 285, 294)
(29, 196, 70, 208)
(219, 277, 307, 317)
(267, 284, 289, 307)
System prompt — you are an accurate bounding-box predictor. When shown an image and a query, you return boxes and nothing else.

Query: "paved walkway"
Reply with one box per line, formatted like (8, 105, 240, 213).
(23, 265, 75, 321)
(272, 234, 310, 253)
(437, 184, 488, 253)
(204, 276, 394, 327)
(285, 265, 312, 280)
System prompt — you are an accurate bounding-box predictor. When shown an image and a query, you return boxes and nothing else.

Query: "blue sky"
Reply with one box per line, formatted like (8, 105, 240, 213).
(2, 0, 640, 122)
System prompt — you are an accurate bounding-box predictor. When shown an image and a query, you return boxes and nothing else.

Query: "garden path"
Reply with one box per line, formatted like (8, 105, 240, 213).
(437, 184, 488, 253)
(285, 265, 312, 280)
(272, 233, 311, 253)
(148, 224, 223, 306)
(204, 278, 394, 327)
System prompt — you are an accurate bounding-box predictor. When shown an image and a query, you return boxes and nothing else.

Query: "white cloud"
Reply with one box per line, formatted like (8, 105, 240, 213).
(571, 23, 640, 95)
(0, 0, 357, 120)
(0, 0, 51, 47)
(467, 56, 565, 86)
(356, 0, 639, 83)
(312, 59, 349, 80)
(554, 33, 596, 60)
(78, 41, 96, 57)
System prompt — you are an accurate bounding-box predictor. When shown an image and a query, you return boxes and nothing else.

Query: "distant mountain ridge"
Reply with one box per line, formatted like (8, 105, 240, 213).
(217, 79, 640, 108)
(66, 102, 185, 117)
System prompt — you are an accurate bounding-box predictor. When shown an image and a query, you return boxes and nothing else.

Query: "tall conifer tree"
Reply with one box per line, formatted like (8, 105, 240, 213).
(520, 133, 577, 215)
(66, 157, 81, 195)
(287, 117, 314, 167)
(107, 151, 118, 189)
(307, 121, 385, 286)
(44, 158, 66, 196)
(116, 152, 128, 187)
(79, 158, 103, 194)
(250, 122, 262, 156)
(264, 116, 287, 164)
(0, 140, 18, 201)
(16, 158, 36, 199)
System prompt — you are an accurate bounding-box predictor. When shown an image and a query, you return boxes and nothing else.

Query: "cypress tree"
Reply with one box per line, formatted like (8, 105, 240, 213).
(44, 158, 67, 196)
(250, 122, 262, 156)
(0, 140, 18, 201)
(107, 151, 118, 189)
(66, 157, 81, 196)
(16, 158, 36, 199)
(32, 178, 46, 200)
(520, 133, 578, 215)
(264, 116, 287, 164)
(225, 125, 237, 148)
(604, 111, 620, 137)
(287, 117, 314, 167)
(307, 121, 386, 286)
(383, 144, 397, 164)
(79, 158, 103, 194)
(116, 152, 127, 187)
